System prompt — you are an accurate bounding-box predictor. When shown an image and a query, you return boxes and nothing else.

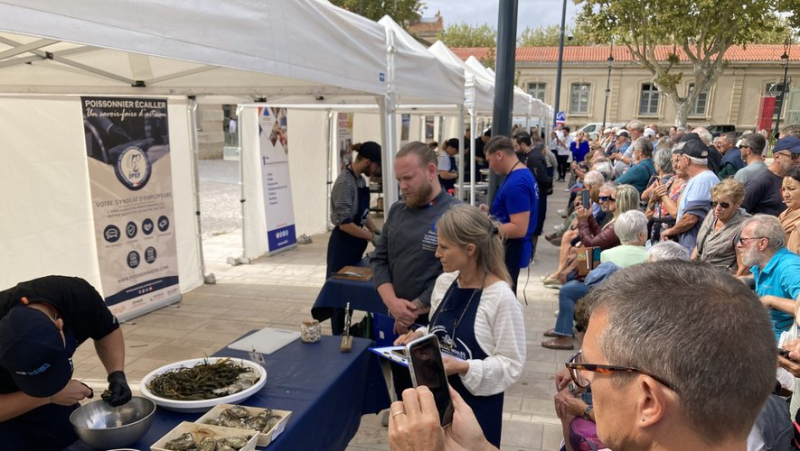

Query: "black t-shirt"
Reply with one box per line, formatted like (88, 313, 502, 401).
(0, 276, 119, 394)
(743, 169, 786, 216)
(518, 147, 552, 192)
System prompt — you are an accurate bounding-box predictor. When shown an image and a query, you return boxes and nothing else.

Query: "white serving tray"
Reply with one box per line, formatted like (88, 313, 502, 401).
(227, 327, 300, 355)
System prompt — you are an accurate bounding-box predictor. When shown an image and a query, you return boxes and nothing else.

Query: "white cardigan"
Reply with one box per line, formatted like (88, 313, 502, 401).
(418, 271, 526, 396)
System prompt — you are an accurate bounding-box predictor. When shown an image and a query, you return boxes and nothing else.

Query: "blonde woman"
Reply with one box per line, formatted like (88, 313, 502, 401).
(395, 204, 526, 448)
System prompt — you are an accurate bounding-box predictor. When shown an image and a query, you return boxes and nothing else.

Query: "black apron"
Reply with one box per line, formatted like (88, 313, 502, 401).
(0, 330, 79, 451)
(429, 280, 504, 448)
(323, 170, 371, 334)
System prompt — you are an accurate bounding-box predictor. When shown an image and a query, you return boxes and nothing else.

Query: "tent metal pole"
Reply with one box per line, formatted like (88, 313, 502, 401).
(326, 110, 335, 231)
(231, 104, 250, 266)
(470, 109, 477, 205)
(457, 104, 465, 199)
(187, 97, 215, 284)
(381, 28, 399, 213)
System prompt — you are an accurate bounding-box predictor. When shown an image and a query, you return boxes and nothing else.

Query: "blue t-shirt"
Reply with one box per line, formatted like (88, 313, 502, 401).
(570, 141, 590, 163)
(491, 168, 538, 267)
(752, 248, 800, 340)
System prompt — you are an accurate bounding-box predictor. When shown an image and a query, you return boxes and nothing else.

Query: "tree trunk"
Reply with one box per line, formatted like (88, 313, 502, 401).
(673, 98, 692, 128)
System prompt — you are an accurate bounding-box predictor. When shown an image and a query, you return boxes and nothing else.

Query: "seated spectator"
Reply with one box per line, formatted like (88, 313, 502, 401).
(390, 261, 778, 451)
(780, 168, 800, 255)
(647, 241, 690, 262)
(609, 130, 632, 177)
(545, 170, 606, 248)
(738, 215, 800, 340)
(743, 136, 800, 216)
(644, 148, 686, 242)
(692, 178, 749, 274)
(542, 183, 640, 287)
(615, 137, 656, 194)
(393, 204, 526, 448)
(543, 209, 649, 350)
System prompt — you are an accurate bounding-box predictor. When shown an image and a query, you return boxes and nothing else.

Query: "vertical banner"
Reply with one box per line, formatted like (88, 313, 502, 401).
(425, 116, 435, 140)
(259, 107, 297, 254)
(337, 113, 354, 173)
(401, 114, 411, 145)
(82, 97, 180, 319)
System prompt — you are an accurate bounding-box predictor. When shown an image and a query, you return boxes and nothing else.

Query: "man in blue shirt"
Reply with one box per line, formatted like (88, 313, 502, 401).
(484, 135, 538, 294)
(615, 137, 656, 194)
(739, 215, 800, 340)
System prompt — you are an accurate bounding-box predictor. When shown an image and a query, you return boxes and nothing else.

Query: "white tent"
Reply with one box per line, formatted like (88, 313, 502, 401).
(0, 0, 461, 319)
(464, 56, 533, 119)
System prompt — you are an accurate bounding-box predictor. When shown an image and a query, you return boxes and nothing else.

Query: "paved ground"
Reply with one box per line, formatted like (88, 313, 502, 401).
(73, 160, 573, 450)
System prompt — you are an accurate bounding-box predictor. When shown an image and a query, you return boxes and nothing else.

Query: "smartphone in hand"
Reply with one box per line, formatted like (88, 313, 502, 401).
(581, 189, 591, 209)
(406, 334, 454, 426)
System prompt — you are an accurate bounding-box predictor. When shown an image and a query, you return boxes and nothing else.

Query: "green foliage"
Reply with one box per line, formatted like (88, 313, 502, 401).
(330, 0, 423, 23)
(437, 22, 497, 48)
(517, 25, 592, 47)
(575, 0, 797, 126)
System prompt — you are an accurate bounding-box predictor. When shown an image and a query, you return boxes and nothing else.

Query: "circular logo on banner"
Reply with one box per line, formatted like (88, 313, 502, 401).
(144, 246, 157, 264)
(104, 225, 120, 243)
(127, 251, 140, 269)
(142, 218, 154, 235)
(115, 146, 151, 190)
(157, 216, 170, 232)
(126, 221, 137, 239)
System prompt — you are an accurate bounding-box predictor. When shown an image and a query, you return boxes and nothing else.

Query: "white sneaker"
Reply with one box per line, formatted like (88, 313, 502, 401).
(557, 209, 567, 218)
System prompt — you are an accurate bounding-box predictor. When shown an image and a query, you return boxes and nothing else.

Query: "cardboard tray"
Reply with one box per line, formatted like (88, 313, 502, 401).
(150, 421, 258, 451)
(332, 265, 372, 281)
(196, 404, 293, 447)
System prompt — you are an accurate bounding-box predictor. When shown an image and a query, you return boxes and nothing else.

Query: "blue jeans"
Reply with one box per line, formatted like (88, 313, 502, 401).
(554, 281, 590, 336)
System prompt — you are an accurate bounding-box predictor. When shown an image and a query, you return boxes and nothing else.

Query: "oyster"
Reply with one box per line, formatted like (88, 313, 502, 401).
(223, 406, 250, 420)
(223, 436, 249, 448)
(164, 433, 195, 451)
(198, 437, 218, 451)
(265, 415, 282, 431)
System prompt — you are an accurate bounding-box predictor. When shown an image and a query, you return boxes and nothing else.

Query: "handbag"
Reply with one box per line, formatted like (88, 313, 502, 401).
(568, 417, 605, 451)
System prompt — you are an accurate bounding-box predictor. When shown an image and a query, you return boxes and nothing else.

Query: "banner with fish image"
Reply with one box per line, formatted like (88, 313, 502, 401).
(258, 107, 297, 254)
(82, 96, 180, 320)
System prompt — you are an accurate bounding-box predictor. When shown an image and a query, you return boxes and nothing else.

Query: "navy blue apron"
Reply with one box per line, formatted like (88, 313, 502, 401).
(0, 330, 79, 451)
(324, 168, 371, 334)
(429, 280, 504, 448)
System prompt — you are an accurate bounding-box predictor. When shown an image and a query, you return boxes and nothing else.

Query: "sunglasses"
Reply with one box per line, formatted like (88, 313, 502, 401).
(598, 196, 615, 202)
(711, 201, 731, 209)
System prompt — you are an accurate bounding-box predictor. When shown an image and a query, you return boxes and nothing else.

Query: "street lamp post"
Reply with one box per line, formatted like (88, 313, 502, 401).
(602, 46, 614, 130)
(774, 39, 791, 138)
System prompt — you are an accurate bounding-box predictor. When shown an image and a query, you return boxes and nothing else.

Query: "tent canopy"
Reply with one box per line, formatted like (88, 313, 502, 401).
(428, 41, 494, 114)
(464, 56, 532, 117)
(0, 0, 390, 97)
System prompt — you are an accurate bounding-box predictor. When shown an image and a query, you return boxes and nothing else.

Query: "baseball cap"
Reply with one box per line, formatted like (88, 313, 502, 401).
(483, 127, 492, 137)
(774, 136, 800, 154)
(676, 138, 709, 160)
(644, 128, 656, 138)
(446, 138, 460, 150)
(616, 129, 630, 138)
(356, 141, 382, 164)
(0, 305, 72, 397)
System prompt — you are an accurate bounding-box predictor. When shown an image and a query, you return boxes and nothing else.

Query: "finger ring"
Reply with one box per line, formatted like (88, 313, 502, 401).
(391, 411, 406, 419)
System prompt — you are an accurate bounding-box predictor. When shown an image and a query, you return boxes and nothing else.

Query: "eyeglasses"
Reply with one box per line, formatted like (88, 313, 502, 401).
(711, 201, 731, 209)
(566, 351, 676, 391)
(598, 196, 616, 202)
(775, 151, 800, 160)
(737, 236, 766, 245)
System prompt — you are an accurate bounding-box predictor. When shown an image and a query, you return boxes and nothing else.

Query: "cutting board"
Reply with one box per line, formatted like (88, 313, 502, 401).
(227, 327, 301, 355)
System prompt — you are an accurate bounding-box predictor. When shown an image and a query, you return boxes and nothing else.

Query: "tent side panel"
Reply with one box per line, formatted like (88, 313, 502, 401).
(287, 109, 329, 238)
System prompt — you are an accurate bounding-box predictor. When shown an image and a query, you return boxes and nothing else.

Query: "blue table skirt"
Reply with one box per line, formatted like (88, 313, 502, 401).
(69, 335, 390, 451)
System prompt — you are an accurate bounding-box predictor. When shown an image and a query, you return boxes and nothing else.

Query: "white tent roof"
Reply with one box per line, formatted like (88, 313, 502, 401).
(428, 41, 494, 114)
(0, 0, 391, 97)
(377, 16, 464, 105)
(464, 56, 532, 117)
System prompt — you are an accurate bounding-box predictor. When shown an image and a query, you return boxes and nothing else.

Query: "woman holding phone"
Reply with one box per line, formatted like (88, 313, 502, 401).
(394, 204, 526, 447)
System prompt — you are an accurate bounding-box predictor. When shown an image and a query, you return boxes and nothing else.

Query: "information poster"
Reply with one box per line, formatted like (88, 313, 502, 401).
(337, 113, 354, 173)
(259, 107, 297, 254)
(81, 96, 180, 319)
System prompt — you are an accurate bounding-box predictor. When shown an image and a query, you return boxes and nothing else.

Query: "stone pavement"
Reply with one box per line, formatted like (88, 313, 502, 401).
(72, 167, 575, 450)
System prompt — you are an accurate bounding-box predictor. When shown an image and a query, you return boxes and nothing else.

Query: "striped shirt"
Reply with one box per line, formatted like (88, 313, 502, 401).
(330, 167, 366, 226)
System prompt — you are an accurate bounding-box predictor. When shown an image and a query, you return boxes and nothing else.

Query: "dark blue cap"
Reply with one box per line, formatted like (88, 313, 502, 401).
(774, 136, 800, 154)
(0, 306, 72, 397)
(356, 141, 382, 164)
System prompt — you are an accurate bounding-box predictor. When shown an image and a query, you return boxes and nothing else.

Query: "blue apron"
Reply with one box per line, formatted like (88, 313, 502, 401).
(429, 280, 504, 448)
(324, 168, 371, 334)
(439, 155, 457, 193)
(0, 330, 79, 451)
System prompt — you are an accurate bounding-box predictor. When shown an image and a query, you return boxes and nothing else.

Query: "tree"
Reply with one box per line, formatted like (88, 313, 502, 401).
(330, 0, 423, 24)
(576, 0, 796, 127)
(437, 23, 497, 48)
(517, 24, 592, 47)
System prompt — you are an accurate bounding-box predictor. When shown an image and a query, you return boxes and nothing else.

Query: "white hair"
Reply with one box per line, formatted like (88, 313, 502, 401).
(648, 241, 690, 261)
(584, 170, 604, 187)
(593, 161, 615, 181)
(614, 210, 648, 244)
(692, 127, 713, 145)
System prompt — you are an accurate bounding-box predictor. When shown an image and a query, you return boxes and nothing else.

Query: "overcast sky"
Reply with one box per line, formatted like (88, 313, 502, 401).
(420, 0, 579, 34)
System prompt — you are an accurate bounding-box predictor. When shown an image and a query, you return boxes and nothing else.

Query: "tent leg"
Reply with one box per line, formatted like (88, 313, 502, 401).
(188, 97, 215, 284)
(326, 110, 334, 231)
(457, 105, 465, 199)
(228, 104, 250, 266)
(470, 110, 477, 206)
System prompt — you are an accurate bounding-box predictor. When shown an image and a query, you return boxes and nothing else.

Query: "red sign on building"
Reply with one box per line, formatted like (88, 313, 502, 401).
(757, 96, 776, 131)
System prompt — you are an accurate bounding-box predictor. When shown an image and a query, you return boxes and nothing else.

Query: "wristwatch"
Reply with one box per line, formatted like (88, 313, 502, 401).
(567, 382, 576, 394)
(583, 405, 594, 421)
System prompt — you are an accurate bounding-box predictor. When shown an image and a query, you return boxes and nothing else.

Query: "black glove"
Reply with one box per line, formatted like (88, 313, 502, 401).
(102, 371, 131, 407)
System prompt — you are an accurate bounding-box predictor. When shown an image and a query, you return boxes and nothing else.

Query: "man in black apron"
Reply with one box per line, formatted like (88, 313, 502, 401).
(0, 276, 130, 451)
(325, 141, 382, 334)
(437, 138, 460, 194)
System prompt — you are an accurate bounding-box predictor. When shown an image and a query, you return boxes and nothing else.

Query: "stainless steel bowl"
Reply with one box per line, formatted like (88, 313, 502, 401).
(69, 396, 156, 450)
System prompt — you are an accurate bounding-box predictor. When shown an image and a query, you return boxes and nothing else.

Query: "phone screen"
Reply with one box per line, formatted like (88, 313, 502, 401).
(581, 189, 591, 208)
(406, 335, 454, 426)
